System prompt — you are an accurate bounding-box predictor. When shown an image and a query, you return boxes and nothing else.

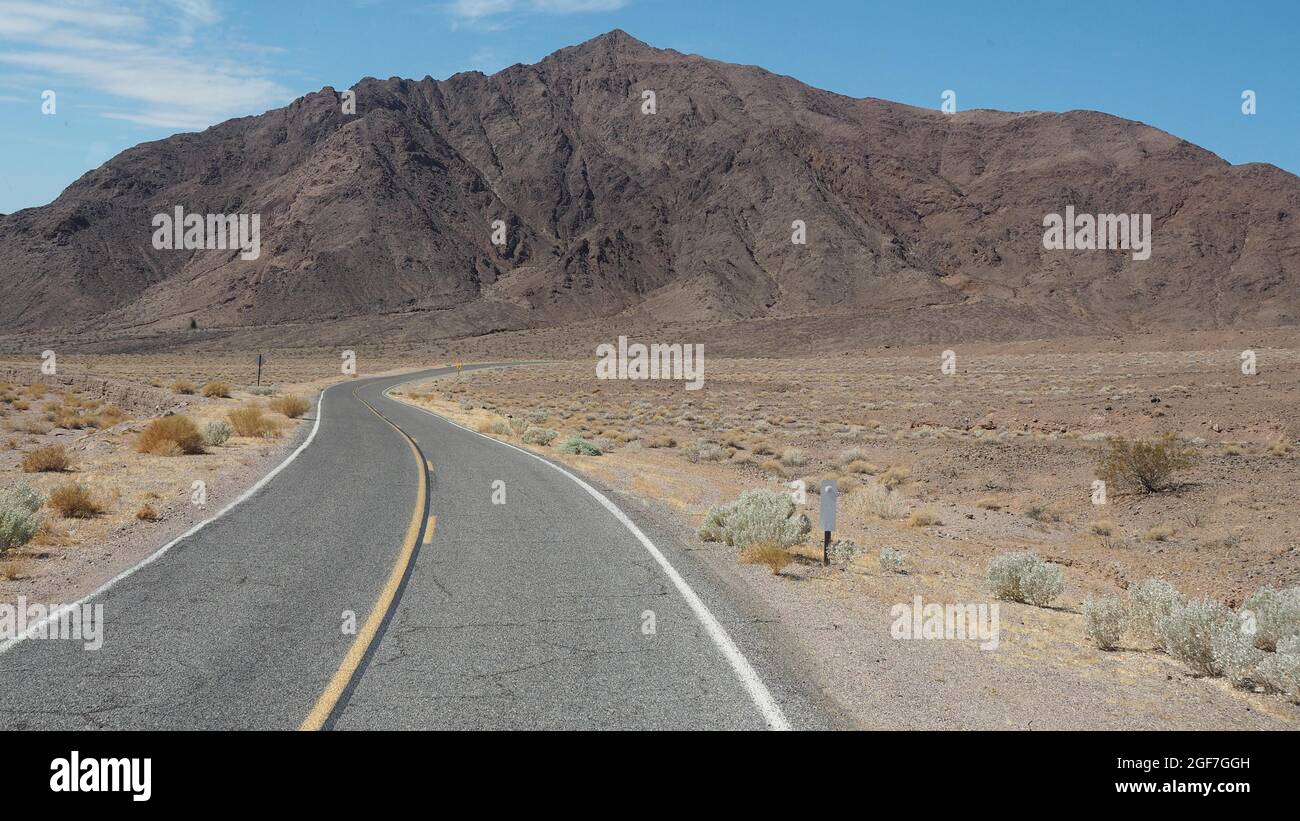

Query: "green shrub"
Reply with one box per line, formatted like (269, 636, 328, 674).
(0, 484, 43, 550)
(203, 419, 233, 447)
(1095, 435, 1196, 494)
(558, 435, 602, 456)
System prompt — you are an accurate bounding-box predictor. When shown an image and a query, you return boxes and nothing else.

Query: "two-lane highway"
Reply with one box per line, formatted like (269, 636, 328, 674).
(0, 367, 824, 730)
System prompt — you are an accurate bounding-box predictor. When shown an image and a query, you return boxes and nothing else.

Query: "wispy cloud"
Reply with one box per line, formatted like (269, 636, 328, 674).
(446, 0, 628, 27)
(0, 0, 291, 131)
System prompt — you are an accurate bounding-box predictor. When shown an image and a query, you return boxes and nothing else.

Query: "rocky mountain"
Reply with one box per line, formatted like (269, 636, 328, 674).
(2, 29, 1296, 344)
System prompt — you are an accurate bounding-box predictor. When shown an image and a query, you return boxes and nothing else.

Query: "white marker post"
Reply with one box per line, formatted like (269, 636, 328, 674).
(820, 480, 837, 566)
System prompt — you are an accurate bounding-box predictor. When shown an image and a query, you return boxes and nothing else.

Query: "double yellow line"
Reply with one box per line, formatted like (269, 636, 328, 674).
(299, 385, 434, 731)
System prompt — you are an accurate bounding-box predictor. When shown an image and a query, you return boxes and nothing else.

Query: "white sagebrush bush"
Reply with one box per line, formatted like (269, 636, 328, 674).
(1209, 617, 1264, 688)
(522, 427, 558, 446)
(1242, 585, 1300, 651)
(1257, 636, 1300, 698)
(203, 419, 233, 447)
(987, 551, 1064, 607)
(698, 489, 809, 548)
(1128, 578, 1184, 644)
(1083, 596, 1128, 650)
(879, 546, 907, 573)
(0, 484, 43, 550)
(1158, 598, 1237, 676)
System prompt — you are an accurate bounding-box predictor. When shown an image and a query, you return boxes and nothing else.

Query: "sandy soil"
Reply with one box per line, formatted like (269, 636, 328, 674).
(390, 331, 1300, 729)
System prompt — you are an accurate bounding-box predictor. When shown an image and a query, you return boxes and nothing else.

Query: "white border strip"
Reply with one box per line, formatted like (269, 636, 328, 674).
(385, 385, 792, 731)
(0, 388, 329, 656)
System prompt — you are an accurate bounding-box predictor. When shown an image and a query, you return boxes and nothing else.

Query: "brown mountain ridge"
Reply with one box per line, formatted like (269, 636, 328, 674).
(1, 29, 1296, 345)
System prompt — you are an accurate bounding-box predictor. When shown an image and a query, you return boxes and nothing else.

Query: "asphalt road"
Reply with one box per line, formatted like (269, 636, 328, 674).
(0, 367, 826, 730)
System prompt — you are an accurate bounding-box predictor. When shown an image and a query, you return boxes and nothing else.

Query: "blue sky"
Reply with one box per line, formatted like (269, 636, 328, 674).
(1, 0, 1296, 214)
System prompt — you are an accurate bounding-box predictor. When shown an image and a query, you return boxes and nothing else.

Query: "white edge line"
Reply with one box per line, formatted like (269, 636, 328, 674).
(0, 387, 330, 657)
(383, 384, 793, 731)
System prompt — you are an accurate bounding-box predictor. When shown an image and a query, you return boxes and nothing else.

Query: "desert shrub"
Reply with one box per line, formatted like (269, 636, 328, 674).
(645, 435, 676, 449)
(1024, 503, 1062, 523)
(698, 489, 809, 548)
(21, 444, 71, 473)
(1257, 637, 1300, 698)
(49, 482, 103, 518)
(171, 379, 195, 395)
(137, 415, 205, 455)
(1158, 598, 1236, 676)
(0, 484, 43, 549)
(1128, 578, 1184, 643)
(1145, 524, 1176, 542)
(739, 543, 793, 576)
(1087, 520, 1116, 536)
(228, 407, 280, 438)
(844, 459, 879, 475)
(907, 509, 942, 527)
(839, 447, 867, 465)
(475, 417, 511, 436)
(1083, 596, 1128, 650)
(458, 399, 475, 410)
(203, 419, 233, 447)
(522, 427, 558, 446)
(987, 551, 1064, 607)
(1210, 617, 1264, 687)
(504, 417, 528, 437)
(880, 465, 910, 488)
(848, 482, 906, 520)
(879, 546, 907, 573)
(780, 447, 806, 467)
(135, 502, 160, 522)
(1095, 435, 1196, 494)
(246, 384, 279, 396)
(1242, 586, 1300, 651)
(269, 394, 311, 419)
(683, 439, 727, 463)
(201, 380, 232, 398)
(526, 408, 550, 424)
(558, 435, 602, 456)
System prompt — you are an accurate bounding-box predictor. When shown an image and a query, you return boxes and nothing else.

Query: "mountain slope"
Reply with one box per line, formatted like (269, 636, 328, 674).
(2, 29, 1296, 341)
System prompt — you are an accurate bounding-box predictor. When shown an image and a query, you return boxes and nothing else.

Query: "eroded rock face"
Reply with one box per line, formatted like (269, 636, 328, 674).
(0, 366, 189, 417)
(1, 29, 1296, 343)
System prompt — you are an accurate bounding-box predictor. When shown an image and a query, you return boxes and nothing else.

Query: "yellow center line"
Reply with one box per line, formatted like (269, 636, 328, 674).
(423, 515, 437, 544)
(299, 385, 429, 731)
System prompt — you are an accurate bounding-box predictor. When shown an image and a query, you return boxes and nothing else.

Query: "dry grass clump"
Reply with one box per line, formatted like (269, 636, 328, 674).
(645, 435, 677, 449)
(135, 502, 160, 521)
(171, 379, 196, 395)
(739, 542, 794, 576)
(201, 380, 232, 398)
(21, 444, 71, 473)
(136, 415, 206, 455)
(1095, 434, 1197, 494)
(845, 482, 907, 521)
(907, 509, 943, 527)
(228, 406, 281, 438)
(269, 394, 311, 418)
(49, 482, 104, 518)
(1145, 524, 1176, 542)
(1088, 520, 1116, 536)
(975, 497, 1002, 510)
(880, 464, 910, 488)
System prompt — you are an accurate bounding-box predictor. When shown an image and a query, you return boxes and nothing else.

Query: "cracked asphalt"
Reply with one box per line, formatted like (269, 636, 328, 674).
(0, 366, 828, 730)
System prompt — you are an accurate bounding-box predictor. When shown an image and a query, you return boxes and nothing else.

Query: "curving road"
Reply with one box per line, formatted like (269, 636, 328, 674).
(0, 366, 826, 730)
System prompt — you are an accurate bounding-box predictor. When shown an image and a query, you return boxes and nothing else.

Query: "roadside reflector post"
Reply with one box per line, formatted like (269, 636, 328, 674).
(256, 353, 264, 387)
(820, 480, 837, 567)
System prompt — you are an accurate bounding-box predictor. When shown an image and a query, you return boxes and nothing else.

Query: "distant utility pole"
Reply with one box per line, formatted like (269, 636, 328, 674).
(256, 354, 264, 387)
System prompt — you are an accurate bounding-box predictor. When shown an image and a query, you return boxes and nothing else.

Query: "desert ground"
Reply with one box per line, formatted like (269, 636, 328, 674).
(1, 328, 1297, 728)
